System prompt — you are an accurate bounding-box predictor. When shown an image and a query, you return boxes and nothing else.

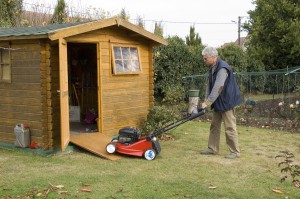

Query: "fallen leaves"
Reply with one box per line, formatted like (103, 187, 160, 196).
(80, 188, 92, 192)
(50, 184, 64, 189)
(24, 183, 69, 198)
(208, 185, 217, 189)
(80, 183, 92, 192)
(1, 182, 94, 198)
(272, 188, 283, 194)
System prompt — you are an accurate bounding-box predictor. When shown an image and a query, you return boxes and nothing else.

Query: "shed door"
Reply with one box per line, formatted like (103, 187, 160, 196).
(59, 38, 70, 151)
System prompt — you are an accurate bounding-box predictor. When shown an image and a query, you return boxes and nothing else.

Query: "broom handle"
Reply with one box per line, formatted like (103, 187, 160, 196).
(72, 84, 80, 106)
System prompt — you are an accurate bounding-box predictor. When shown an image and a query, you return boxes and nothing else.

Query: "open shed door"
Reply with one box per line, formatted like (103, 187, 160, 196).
(59, 38, 70, 151)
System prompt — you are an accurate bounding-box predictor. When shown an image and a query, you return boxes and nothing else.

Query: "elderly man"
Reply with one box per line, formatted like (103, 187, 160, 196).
(200, 46, 243, 159)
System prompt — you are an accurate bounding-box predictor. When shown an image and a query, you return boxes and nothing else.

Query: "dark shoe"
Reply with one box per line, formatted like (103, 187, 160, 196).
(224, 153, 240, 159)
(200, 149, 216, 155)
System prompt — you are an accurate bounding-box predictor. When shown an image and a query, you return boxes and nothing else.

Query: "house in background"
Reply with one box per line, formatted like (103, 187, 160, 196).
(221, 36, 247, 50)
(0, 17, 167, 158)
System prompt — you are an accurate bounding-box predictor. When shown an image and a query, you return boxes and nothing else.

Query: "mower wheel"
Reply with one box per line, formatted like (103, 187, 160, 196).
(144, 149, 156, 160)
(106, 143, 116, 154)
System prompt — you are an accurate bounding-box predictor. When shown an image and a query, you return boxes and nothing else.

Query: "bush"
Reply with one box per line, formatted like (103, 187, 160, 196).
(141, 105, 180, 136)
(153, 36, 205, 104)
(162, 85, 184, 105)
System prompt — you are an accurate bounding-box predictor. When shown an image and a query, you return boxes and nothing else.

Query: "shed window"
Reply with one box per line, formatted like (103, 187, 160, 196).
(0, 43, 11, 82)
(112, 45, 141, 75)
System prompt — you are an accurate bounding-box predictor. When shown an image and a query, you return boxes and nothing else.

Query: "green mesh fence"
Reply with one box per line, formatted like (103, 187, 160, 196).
(182, 66, 300, 102)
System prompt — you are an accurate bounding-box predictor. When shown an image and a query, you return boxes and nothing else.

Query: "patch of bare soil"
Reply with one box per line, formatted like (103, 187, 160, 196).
(198, 97, 300, 133)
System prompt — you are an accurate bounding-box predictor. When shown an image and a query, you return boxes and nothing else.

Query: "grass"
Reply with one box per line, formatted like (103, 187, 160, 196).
(0, 122, 299, 199)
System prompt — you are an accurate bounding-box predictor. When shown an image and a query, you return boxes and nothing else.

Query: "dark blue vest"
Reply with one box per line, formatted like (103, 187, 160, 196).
(208, 58, 243, 112)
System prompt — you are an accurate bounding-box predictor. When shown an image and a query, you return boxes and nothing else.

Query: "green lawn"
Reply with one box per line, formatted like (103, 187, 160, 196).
(0, 122, 299, 199)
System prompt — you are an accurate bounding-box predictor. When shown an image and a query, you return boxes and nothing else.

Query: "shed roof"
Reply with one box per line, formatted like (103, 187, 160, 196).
(0, 21, 87, 37)
(0, 17, 167, 45)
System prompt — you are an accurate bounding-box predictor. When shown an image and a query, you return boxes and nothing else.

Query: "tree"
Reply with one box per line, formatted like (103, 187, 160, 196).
(135, 15, 144, 28)
(50, 0, 67, 24)
(218, 44, 248, 72)
(245, 0, 300, 70)
(244, 43, 265, 72)
(185, 25, 202, 46)
(0, 0, 23, 27)
(119, 8, 129, 21)
(154, 21, 164, 37)
(153, 36, 206, 103)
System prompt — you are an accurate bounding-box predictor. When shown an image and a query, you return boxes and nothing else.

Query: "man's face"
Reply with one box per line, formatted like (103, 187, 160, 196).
(203, 56, 216, 67)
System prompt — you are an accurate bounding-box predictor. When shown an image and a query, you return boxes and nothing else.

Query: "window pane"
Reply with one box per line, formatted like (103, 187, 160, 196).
(0, 49, 3, 63)
(1, 49, 9, 63)
(2, 50, 9, 63)
(113, 47, 122, 59)
(122, 47, 130, 59)
(131, 60, 140, 71)
(115, 60, 123, 72)
(123, 60, 131, 72)
(2, 64, 10, 80)
(130, 48, 138, 60)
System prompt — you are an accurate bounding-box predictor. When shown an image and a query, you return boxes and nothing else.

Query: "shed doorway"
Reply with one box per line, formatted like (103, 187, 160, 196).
(68, 43, 99, 135)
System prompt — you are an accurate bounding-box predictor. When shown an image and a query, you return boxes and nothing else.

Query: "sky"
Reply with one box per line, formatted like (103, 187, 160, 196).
(23, 0, 256, 47)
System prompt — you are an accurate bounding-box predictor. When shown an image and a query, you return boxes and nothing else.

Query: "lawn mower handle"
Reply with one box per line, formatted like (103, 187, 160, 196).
(149, 108, 206, 138)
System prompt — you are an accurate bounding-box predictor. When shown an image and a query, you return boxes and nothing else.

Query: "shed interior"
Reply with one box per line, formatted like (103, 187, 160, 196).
(67, 43, 98, 135)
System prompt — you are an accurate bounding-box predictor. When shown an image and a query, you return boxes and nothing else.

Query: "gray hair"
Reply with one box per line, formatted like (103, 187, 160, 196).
(202, 46, 218, 57)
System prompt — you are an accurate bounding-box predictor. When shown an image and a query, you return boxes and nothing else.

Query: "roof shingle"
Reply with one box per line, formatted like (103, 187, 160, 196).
(0, 21, 91, 37)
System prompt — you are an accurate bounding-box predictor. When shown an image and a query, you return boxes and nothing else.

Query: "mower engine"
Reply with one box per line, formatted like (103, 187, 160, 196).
(117, 127, 141, 144)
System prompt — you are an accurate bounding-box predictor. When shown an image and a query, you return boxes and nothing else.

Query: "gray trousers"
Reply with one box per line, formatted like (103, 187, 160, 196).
(208, 109, 240, 154)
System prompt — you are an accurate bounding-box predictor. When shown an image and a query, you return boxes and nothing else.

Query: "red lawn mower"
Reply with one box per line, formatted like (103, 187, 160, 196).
(106, 108, 206, 160)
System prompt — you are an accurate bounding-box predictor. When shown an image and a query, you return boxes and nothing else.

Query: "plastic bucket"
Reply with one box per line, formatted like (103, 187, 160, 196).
(14, 124, 30, 148)
(188, 90, 200, 97)
(188, 90, 200, 114)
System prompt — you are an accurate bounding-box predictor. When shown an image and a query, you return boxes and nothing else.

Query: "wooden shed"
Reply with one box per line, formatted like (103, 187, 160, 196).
(0, 17, 167, 157)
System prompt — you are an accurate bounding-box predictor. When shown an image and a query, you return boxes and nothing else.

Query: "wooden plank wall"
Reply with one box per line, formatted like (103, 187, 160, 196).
(98, 28, 154, 136)
(48, 43, 60, 149)
(0, 40, 47, 146)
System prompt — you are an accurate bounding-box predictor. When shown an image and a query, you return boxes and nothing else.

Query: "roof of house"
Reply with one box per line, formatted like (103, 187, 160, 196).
(0, 17, 167, 45)
(221, 37, 247, 48)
